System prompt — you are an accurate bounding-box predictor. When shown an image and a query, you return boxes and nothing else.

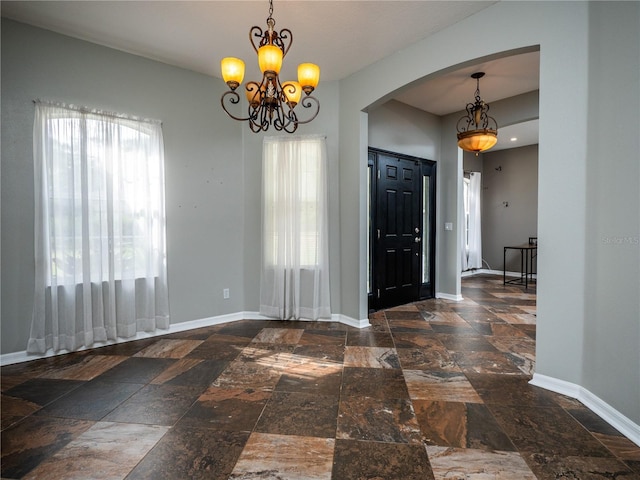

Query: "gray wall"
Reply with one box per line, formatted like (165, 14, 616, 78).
(1, 18, 343, 355)
(482, 145, 539, 271)
(583, 2, 640, 426)
(368, 100, 441, 161)
(337, 1, 639, 426)
(1, 19, 246, 353)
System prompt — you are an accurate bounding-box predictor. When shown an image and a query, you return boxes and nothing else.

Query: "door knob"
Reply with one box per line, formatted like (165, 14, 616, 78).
(414, 227, 420, 234)
(414, 237, 421, 243)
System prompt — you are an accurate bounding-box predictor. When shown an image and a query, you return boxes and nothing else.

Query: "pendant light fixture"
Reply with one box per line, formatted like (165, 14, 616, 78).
(220, 0, 320, 133)
(456, 72, 498, 155)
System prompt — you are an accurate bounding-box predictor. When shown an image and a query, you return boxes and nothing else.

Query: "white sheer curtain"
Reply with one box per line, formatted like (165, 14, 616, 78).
(467, 172, 483, 269)
(260, 134, 331, 321)
(28, 101, 170, 354)
(461, 177, 469, 272)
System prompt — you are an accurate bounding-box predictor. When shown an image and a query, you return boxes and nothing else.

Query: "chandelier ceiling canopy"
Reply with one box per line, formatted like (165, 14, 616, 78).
(220, 0, 320, 133)
(456, 72, 498, 155)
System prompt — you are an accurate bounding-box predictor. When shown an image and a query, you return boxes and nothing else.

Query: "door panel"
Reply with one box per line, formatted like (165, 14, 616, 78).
(375, 153, 421, 309)
(370, 148, 436, 310)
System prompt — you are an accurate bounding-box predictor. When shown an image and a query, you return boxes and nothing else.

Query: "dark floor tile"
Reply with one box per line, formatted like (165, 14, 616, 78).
(2, 401, 37, 430)
(413, 400, 515, 451)
(36, 380, 142, 420)
(332, 439, 434, 480)
(275, 367, 343, 396)
(3, 378, 84, 407)
(341, 367, 409, 399)
(2, 353, 89, 382)
(490, 405, 614, 457)
(465, 374, 558, 407)
(298, 329, 347, 346)
(391, 332, 440, 349)
(385, 310, 425, 320)
(626, 459, 640, 474)
(525, 452, 638, 479)
(103, 384, 204, 425)
(215, 321, 265, 338)
(292, 343, 345, 363)
(255, 391, 339, 438)
(456, 309, 503, 323)
(346, 330, 394, 347)
(229, 432, 335, 479)
(186, 340, 246, 361)
(515, 323, 537, 339)
(236, 342, 296, 363)
(1, 415, 93, 478)
(337, 396, 422, 444)
(429, 324, 478, 335)
(592, 432, 640, 466)
(427, 445, 537, 478)
(367, 311, 391, 332)
(93, 357, 176, 384)
(178, 386, 270, 431)
(438, 334, 499, 352)
(212, 360, 283, 392)
(154, 359, 229, 387)
(452, 350, 525, 375)
(567, 407, 626, 437)
(386, 318, 433, 334)
(126, 426, 250, 480)
(89, 337, 158, 356)
(396, 346, 459, 372)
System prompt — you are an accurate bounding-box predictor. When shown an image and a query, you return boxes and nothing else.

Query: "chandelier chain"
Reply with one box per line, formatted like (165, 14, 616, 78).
(267, 0, 275, 30)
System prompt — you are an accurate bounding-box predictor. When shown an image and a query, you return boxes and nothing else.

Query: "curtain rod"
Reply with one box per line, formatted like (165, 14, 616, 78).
(33, 99, 162, 125)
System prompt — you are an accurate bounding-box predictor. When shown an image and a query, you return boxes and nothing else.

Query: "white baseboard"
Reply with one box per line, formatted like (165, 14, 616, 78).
(530, 373, 640, 447)
(436, 292, 464, 301)
(462, 268, 538, 279)
(0, 311, 369, 366)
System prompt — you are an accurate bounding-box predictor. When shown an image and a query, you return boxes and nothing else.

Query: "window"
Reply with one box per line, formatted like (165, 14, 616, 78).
(259, 134, 331, 321)
(463, 176, 471, 253)
(262, 136, 326, 267)
(29, 101, 169, 354)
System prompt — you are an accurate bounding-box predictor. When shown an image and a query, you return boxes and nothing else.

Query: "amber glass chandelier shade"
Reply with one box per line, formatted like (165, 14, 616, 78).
(258, 45, 283, 74)
(245, 84, 265, 106)
(298, 63, 320, 92)
(457, 129, 498, 153)
(221, 57, 245, 88)
(283, 81, 302, 105)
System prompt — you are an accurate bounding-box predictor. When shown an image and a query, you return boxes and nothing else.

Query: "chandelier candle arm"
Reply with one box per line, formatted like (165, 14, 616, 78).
(219, 0, 320, 133)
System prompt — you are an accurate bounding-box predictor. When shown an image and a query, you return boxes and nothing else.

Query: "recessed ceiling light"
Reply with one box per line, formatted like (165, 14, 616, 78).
(510, 137, 518, 142)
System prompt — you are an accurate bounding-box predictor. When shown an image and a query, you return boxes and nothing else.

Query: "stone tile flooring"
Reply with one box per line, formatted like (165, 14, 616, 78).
(2, 275, 639, 479)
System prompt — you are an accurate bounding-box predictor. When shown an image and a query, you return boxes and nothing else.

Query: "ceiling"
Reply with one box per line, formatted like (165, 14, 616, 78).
(1, 0, 539, 151)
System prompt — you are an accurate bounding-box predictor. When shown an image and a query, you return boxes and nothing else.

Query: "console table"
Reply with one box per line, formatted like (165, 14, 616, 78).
(503, 244, 537, 289)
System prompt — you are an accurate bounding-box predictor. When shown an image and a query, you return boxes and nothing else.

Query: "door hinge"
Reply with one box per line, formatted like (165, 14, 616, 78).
(377, 229, 380, 240)
(377, 169, 380, 179)
(377, 289, 380, 299)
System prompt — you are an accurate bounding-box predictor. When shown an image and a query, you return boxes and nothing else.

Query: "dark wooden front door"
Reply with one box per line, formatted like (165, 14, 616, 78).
(370, 148, 436, 310)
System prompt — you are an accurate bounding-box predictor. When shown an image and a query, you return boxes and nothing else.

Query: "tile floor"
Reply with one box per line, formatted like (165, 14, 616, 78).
(2, 275, 639, 479)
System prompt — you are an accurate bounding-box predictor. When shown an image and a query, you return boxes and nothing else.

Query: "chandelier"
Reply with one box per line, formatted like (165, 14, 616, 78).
(220, 0, 320, 133)
(456, 72, 498, 155)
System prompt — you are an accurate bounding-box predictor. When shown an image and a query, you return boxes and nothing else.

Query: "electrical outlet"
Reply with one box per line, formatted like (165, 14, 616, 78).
(223, 288, 230, 299)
